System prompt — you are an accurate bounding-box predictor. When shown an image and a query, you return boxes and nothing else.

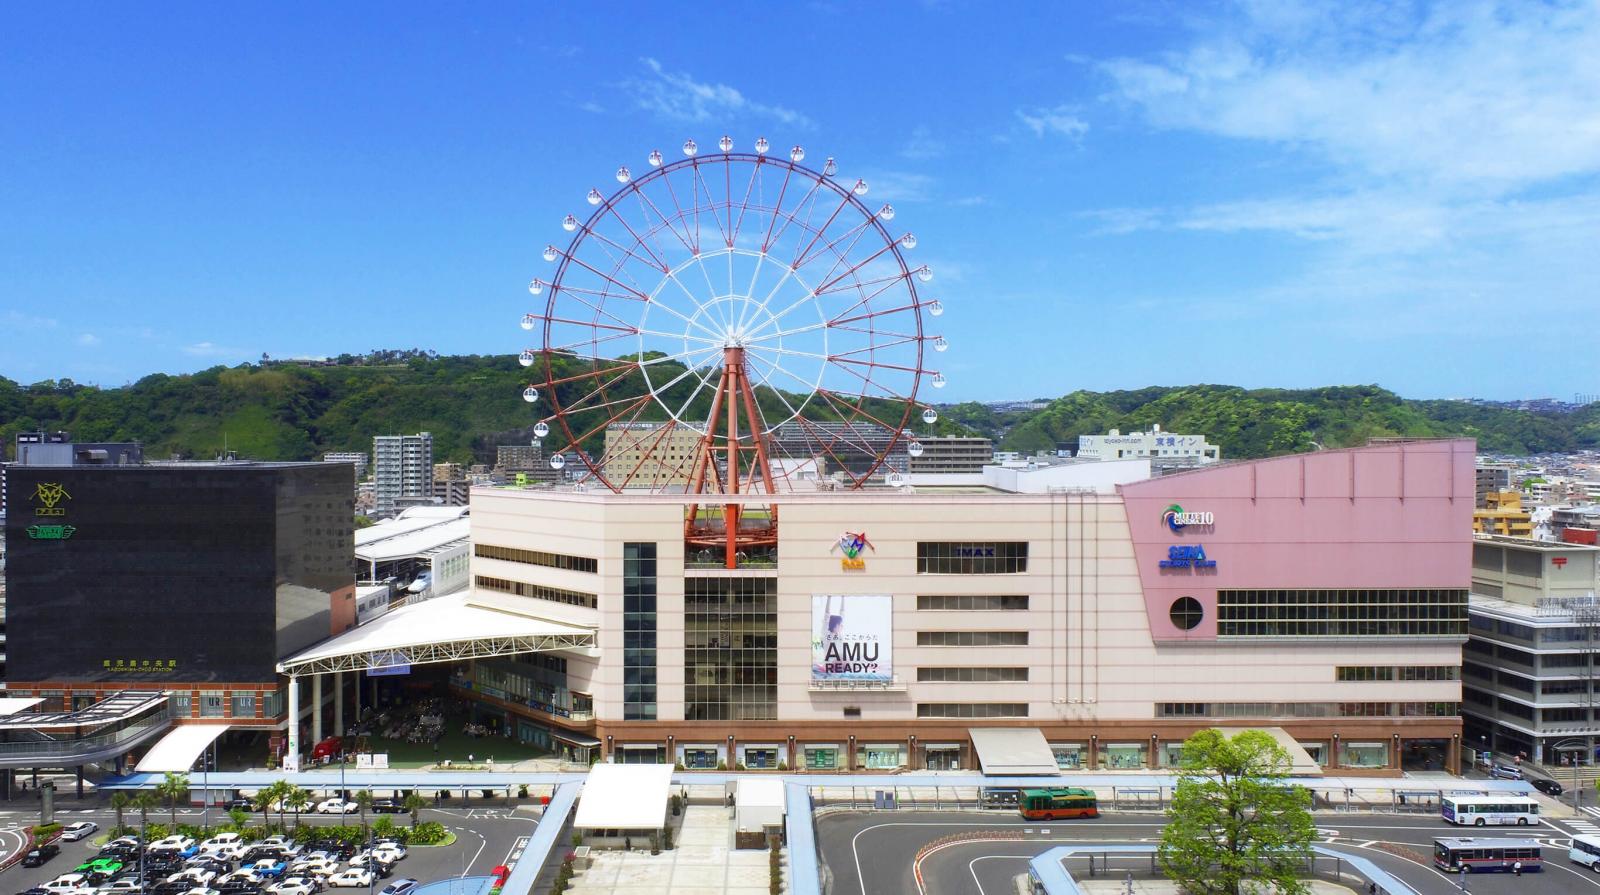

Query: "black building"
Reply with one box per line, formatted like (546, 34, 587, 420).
(3, 462, 354, 710)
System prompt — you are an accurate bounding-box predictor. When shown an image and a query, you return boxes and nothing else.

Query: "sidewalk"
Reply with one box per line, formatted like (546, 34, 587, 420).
(568, 805, 788, 895)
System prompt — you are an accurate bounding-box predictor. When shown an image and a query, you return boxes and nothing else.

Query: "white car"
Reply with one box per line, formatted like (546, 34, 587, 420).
(106, 837, 144, 851)
(370, 844, 406, 862)
(217, 871, 263, 887)
(61, 822, 100, 842)
(257, 837, 295, 851)
(287, 859, 339, 878)
(98, 881, 146, 895)
(199, 834, 243, 852)
(271, 881, 318, 895)
(165, 870, 217, 887)
(350, 850, 402, 869)
(315, 798, 358, 815)
(179, 888, 220, 895)
(149, 836, 198, 853)
(326, 870, 373, 889)
(44, 876, 91, 894)
(202, 844, 248, 861)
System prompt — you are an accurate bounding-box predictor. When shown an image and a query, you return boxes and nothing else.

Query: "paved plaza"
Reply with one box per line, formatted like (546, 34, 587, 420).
(568, 805, 788, 895)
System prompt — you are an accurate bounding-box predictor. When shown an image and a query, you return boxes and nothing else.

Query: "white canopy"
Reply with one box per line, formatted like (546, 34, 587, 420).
(137, 724, 230, 773)
(969, 728, 1062, 776)
(573, 763, 672, 830)
(355, 518, 470, 563)
(277, 592, 594, 674)
(0, 698, 43, 716)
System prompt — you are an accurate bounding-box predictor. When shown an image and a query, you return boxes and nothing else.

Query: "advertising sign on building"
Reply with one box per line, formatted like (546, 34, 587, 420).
(811, 595, 892, 682)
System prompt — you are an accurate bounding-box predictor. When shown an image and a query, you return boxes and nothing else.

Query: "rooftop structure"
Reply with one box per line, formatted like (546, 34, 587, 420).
(1076, 426, 1220, 467)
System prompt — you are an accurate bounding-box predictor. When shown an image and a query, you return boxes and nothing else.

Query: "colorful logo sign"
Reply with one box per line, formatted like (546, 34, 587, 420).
(1160, 544, 1217, 569)
(1162, 503, 1214, 533)
(831, 531, 874, 570)
(26, 524, 77, 540)
(31, 482, 71, 517)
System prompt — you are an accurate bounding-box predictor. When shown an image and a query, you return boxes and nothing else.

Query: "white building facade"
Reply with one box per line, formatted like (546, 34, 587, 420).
(373, 433, 433, 518)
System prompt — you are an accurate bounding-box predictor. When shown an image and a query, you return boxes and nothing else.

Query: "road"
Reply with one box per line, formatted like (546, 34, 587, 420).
(0, 804, 540, 894)
(819, 810, 1600, 895)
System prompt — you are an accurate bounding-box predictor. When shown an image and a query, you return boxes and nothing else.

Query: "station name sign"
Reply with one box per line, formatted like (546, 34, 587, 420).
(1160, 545, 1217, 570)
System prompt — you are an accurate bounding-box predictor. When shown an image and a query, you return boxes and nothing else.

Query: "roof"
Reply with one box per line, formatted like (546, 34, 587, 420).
(1211, 727, 1323, 776)
(736, 777, 786, 809)
(137, 724, 230, 773)
(969, 728, 1061, 776)
(0, 691, 168, 730)
(0, 697, 44, 716)
(277, 592, 594, 674)
(355, 518, 470, 563)
(573, 763, 672, 830)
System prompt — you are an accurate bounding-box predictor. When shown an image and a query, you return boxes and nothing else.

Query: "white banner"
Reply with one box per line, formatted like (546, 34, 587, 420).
(811, 595, 892, 682)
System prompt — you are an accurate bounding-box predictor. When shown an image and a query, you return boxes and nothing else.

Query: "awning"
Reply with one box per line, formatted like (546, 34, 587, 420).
(0, 698, 43, 716)
(137, 724, 230, 773)
(1212, 727, 1324, 776)
(550, 731, 601, 748)
(573, 763, 671, 830)
(969, 728, 1061, 776)
(277, 592, 595, 675)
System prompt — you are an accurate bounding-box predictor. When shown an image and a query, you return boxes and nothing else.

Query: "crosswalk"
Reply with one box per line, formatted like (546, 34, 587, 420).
(1564, 807, 1600, 837)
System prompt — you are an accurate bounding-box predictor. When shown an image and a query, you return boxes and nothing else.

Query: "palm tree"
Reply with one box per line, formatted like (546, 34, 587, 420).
(111, 792, 131, 832)
(402, 792, 425, 829)
(259, 780, 290, 833)
(155, 772, 189, 828)
(133, 790, 158, 833)
(257, 783, 275, 832)
(272, 781, 294, 830)
(285, 786, 311, 830)
(352, 790, 373, 839)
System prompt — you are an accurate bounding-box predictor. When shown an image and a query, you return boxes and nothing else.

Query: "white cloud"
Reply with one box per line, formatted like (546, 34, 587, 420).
(855, 171, 936, 203)
(182, 341, 239, 357)
(624, 58, 813, 128)
(76, 333, 100, 347)
(579, 101, 605, 114)
(1016, 104, 1089, 140)
(899, 125, 945, 160)
(5, 310, 58, 330)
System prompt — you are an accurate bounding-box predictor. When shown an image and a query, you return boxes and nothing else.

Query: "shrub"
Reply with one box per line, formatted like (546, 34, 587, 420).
(716, 760, 726, 771)
(517, 784, 529, 799)
(769, 839, 782, 895)
(669, 794, 682, 816)
(372, 817, 396, 839)
(777, 760, 788, 771)
(408, 821, 448, 845)
(662, 826, 674, 850)
(571, 831, 582, 848)
(735, 762, 747, 771)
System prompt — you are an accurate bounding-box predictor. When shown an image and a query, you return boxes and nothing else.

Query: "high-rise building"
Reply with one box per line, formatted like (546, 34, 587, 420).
(601, 423, 703, 487)
(907, 436, 993, 474)
(373, 433, 433, 517)
(1476, 463, 1513, 507)
(323, 451, 368, 480)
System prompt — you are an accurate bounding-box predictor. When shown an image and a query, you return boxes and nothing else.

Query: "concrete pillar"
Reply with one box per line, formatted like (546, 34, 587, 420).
(312, 675, 324, 743)
(76, 766, 85, 799)
(286, 675, 301, 773)
(334, 671, 344, 736)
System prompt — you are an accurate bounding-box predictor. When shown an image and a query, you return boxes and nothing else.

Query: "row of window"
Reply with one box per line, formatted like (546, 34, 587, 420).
(622, 543, 658, 721)
(1157, 701, 1461, 718)
(1336, 665, 1462, 682)
(474, 543, 598, 573)
(916, 666, 1029, 682)
(916, 703, 1029, 718)
(473, 576, 598, 609)
(171, 691, 281, 719)
(1218, 589, 1468, 637)
(916, 542, 1028, 575)
(917, 594, 1028, 611)
(916, 631, 1028, 646)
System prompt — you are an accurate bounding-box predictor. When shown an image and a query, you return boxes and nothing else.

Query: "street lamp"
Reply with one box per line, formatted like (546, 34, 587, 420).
(1554, 738, 1588, 811)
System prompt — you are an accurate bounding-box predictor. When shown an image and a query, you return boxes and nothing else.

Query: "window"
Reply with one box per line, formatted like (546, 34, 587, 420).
(261, 689, 282, 718)
(1050, 744, 1083, 769)
(230, 693, 256, 718)
(917, 631, 1028, 646)
(200, 693, 225, 718)
(622, 542, 657, 721)
(1215, 588, 1468, 637)
(916, 703, 1029, 718)
(1158, 703, 1209, 717)
(856, 744, 905, 769)
(1169, 597, 1204, 631)
(1098, 742, 1147, 769)
(805, 747, 839, 770)
(1399, 666, 1460, 681)
(1339, 741, 1389, 768)
(917, 595, 1028, 611)
(170, 693, 193, 718)
(917, 667, 1029, 682)
(842, 706, 862, 718)
(474, 543, 597, 573)
(474, 576, 598, 609)
(916, 542, 1028, 574)
(684, 576, 777, 721)
(1336, 666, 1395, 681)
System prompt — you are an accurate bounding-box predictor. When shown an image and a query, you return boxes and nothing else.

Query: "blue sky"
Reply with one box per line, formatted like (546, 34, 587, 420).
(2, 1, 1596, 402)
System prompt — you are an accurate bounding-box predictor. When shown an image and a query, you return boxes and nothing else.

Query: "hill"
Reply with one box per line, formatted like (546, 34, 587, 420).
(2, 360, 1596, 465)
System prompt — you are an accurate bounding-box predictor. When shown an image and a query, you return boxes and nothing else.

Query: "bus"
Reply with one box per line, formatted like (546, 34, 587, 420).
(1434, 838, 1542, 873)
(1569, 835, 1600, 871)
(1018, 787, 1099, 820)
(1440, 795, 1540, 826)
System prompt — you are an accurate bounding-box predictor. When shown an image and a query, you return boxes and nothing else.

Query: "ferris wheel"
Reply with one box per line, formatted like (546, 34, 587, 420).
(519, 136, 947, 506)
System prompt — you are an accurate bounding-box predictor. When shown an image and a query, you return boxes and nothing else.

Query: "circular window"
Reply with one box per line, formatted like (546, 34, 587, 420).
(1169, 597, 1204, 631)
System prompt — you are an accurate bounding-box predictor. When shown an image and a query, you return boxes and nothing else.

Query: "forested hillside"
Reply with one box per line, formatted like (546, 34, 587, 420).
(2, 359, 1595, 465)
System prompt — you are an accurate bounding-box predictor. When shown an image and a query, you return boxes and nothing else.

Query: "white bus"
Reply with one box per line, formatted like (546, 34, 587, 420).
(1441, 795, 1540, 826)
(1569, 835, 1600, 871)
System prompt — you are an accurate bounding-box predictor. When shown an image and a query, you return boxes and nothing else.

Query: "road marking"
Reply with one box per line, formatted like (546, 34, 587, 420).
(967, 855, 1029, 895)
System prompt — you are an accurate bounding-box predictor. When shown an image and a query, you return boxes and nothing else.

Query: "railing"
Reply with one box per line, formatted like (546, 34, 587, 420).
(0, 706, 170, 760)
(808, 676, 908, 692)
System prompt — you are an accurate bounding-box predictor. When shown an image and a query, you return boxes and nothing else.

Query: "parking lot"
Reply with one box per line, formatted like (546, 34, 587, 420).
(0, 807, 541, 895)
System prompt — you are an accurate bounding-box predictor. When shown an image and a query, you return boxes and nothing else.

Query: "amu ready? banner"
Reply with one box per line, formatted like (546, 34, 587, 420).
(811, 594, 893, 682)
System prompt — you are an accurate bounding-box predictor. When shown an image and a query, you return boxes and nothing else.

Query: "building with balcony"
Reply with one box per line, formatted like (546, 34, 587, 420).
(906, 436, 993, 474)
(1475, 491, 1534, 538)
(1477, 464, 1513, 508)
(1463, 535, 1600, 764)
(373, 432, 433, 517)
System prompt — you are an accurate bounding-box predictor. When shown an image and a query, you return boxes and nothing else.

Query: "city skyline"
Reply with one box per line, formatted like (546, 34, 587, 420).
(3, 2, 1597, 402)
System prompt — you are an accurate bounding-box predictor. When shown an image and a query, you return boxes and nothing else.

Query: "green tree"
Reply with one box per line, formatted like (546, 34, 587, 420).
(111, 792, 131, 832)
(402, 792, 426, 829)
(285, 786, 311, 829)
(227, 807, 250, 832)
(156, 772, 190, 828)
(1157, 729, 1315, 895)
(133, 790, 159, 831)
(353, 790, 373, 838)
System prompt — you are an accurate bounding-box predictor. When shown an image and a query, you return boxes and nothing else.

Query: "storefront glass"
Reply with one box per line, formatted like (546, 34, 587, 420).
(925, 747, 961, 770)
(805, 747, 839, 770)
(1050, 744, 1084, 770)
(1098, 743, 1147, 769)
(743, 747, 780, 769)
(1159, 743, 1185, 767)
(682, 747, 719, 770)
(857, 745, 905, 770)
(1339, 741, 1389, 769)
(1299, 742, 1328, 766)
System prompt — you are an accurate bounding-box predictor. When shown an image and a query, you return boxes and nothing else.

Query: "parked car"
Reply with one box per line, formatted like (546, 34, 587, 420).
(24, 844, 62, 867)
(1490, 764, 1524, 780)
(324, 872, 372, 891)
(222, 799, 254, 812)
(313, 800, 357, 816)
(268, 880, 318, 895)
(368, 799, 404, 815)
(97, 880, 147, 895)
(241, 862, 284, 881)
(285, 860, 336, 879)
(41, 875, 92, 895)
(163, 871, 215, 888)
(1532, 777, 1564, 795)
(149, 838, 198, 854)
(62, 823, 100, 843)
(379, 880, 417, 895)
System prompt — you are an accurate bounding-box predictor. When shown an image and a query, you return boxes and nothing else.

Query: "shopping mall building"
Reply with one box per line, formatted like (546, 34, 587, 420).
(451, 438, 1473, 775)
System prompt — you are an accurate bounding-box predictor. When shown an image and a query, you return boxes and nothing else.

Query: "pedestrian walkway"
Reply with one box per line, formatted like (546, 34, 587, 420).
(1569, 806, 1600, 836)
(567, 805, 787, 895)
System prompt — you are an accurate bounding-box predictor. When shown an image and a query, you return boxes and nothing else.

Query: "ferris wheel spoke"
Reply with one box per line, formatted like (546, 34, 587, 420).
(831, 303, 922, 330)
(817, 277, 911, 329)
(634, 328, 724, 347)
(747, 343, 830, 362)
(593, 199, 673, 273)
(630, 186, 697, 258)
(538, 358, 649, 390)
(582, 227, 670, 277)
(564, 393, 657, 451)
(672, 364, 719, 424)
(794, 214, 875, 273)
(692, 160, 731, 250)
(647, 276, 728, 341)
(758, 163, 793, 253)
(728, 157, 764, 251)
(790, 189, 854, 270)
(656, 165, 701, 256)
(688, 251, 735, 330)
(763, 172, 828, 255)
(811, 241, 902, 297)
(828, 335, 922, 360)
(732, 262, 802, 334)
(561, 254, 651, 302)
